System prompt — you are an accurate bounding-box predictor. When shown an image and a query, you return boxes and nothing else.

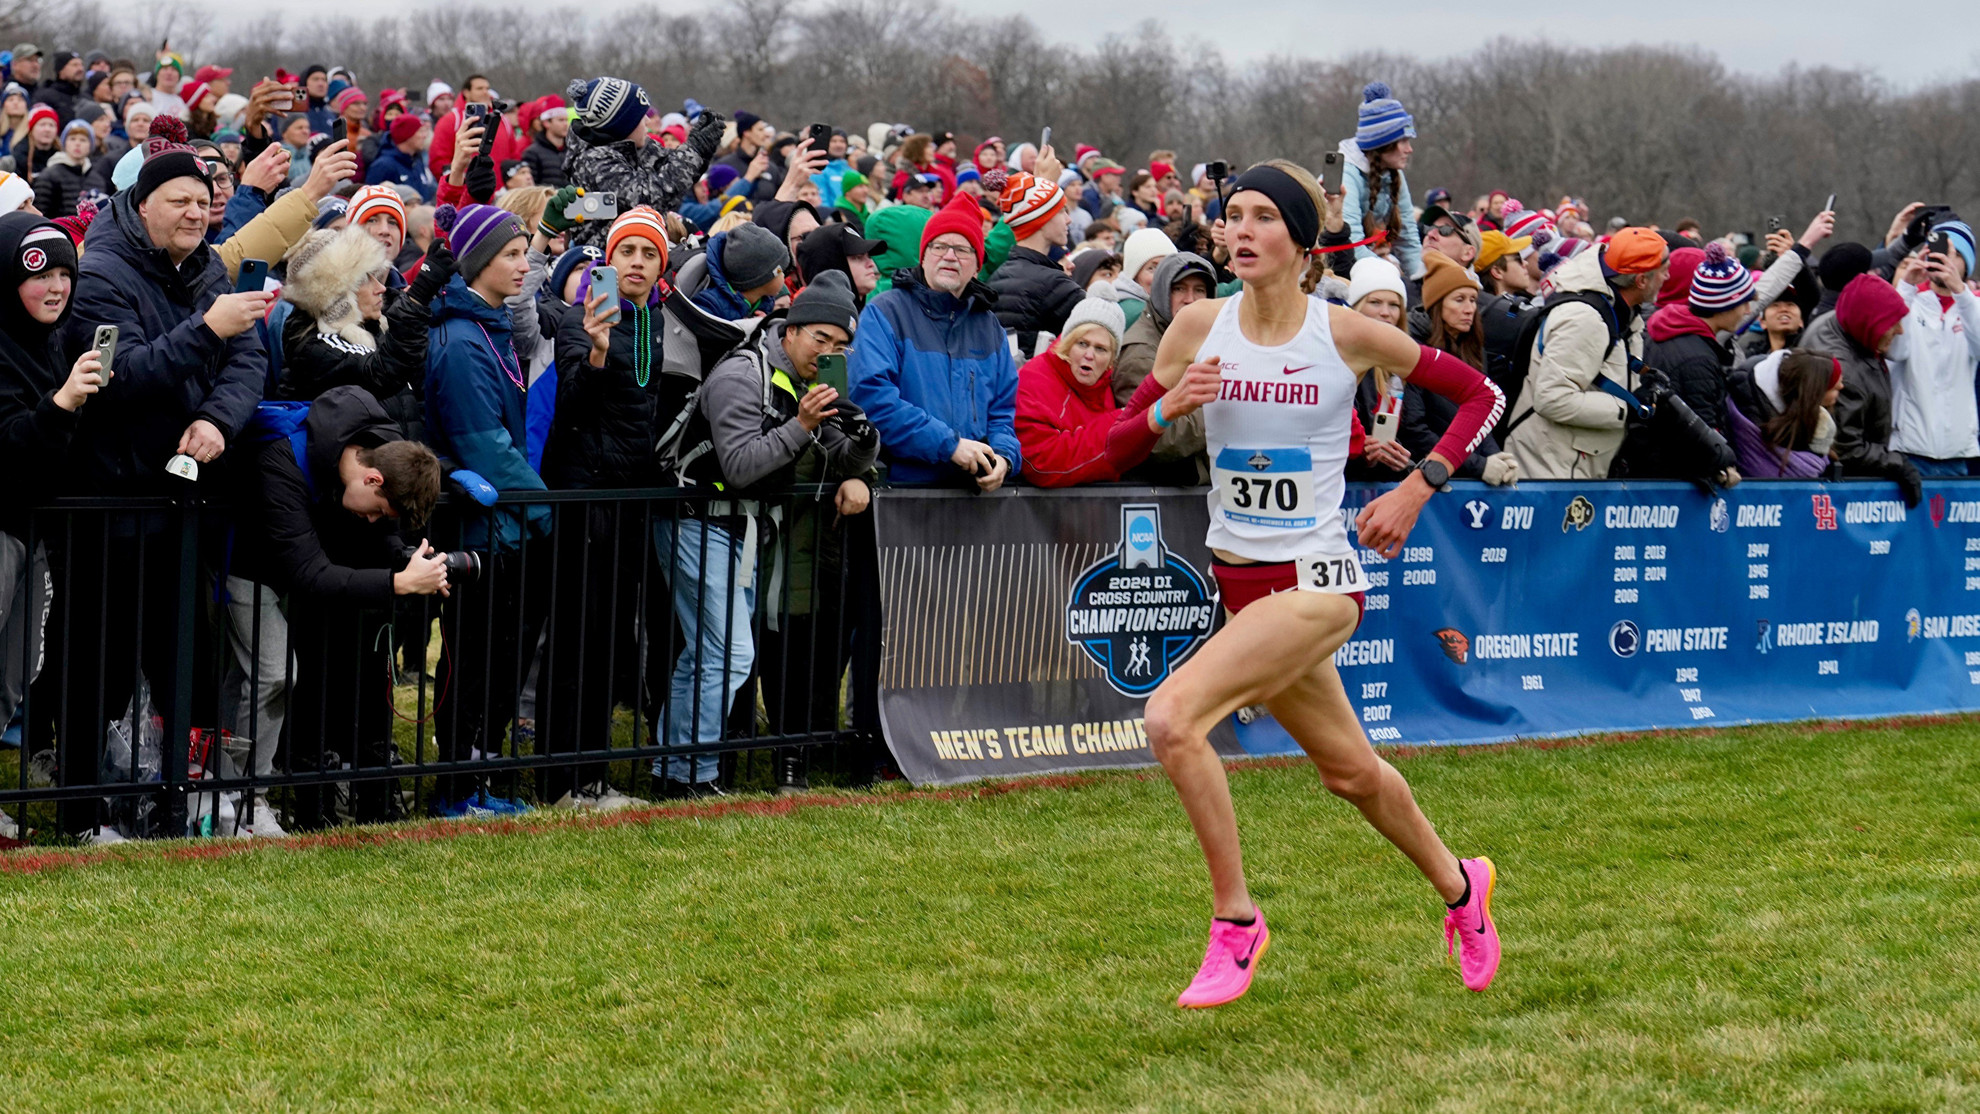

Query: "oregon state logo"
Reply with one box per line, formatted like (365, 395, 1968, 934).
(1066, 504, 1217, 696)
(1433, 627, 1471, 664)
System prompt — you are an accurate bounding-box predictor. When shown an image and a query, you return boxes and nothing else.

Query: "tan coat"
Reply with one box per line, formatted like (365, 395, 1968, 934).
(1504, 248, 1642, 479)
(215, 188, 320, 282)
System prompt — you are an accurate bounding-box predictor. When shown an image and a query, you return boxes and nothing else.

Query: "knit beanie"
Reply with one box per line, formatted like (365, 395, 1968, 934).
(132, 117, 212, 205)
(313, 196, 350, 230)
(1060, 295, 1127, 351)
(918, 190, 986, 261)
(1419, 250, 1480, 310)
(1655, 246, 1707, 309)
(347, 184, 407, 235)
(839, 169, 866, 191)
(438, 203, 527, 282)
(1354, 82, 1415, 152)
(565, 76, 650, 145)
(1346, 256, 1408, 308)
(786, 269, 860, 336)
(1932, 219, 1976, 276)
(1817, 242, 1874, 292)
(331, 86, 367, 115)
(1500, 204, 1552, 243)
(1539, 238, 1588, 275)
(997, 169, 1067, 240)
(1120, 227, 1178, 284)
(24, 103, 57, 135)
(0, 171, 33, 214)
(605, 206, 669, 270)
(425, 81, 452, 105)
(1687, 242, 1757, 315)
(734, 110, 762, 135)
(548, 243, 603, 301)
(705, 163, 739, 194)
(387, 113, 424, 146)
(718, 221, 789, 291)
(1834, 272, 1909, 351)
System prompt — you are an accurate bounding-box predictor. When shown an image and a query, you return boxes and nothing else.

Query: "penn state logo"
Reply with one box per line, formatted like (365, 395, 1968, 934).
(20, 246, 45, 272)
(1563, 495, 1595, 532)
(1709, 498, 1730, 533)
(1462, 500, 1490, 529)
(1609, 619, 1641, 657)
(1065, 504, 1217, 696)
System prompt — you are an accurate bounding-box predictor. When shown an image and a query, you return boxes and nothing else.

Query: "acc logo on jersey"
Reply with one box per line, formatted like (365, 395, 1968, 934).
(1608, 619, 1641, 657)
(1433, 627, 1470, 664)
(1563, 495, 1595, 532)
(1065, 504, 1217, 696)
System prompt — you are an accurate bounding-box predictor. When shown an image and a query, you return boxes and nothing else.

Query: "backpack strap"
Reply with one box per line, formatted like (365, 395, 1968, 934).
(1501, 291, 1626, 438)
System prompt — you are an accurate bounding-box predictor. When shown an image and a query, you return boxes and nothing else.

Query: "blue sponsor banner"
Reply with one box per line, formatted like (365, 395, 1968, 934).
(1235, 478, 1980, 755)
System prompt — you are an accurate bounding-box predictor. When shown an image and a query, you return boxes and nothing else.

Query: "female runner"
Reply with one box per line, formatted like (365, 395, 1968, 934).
(1118, 160, 1506, 1008)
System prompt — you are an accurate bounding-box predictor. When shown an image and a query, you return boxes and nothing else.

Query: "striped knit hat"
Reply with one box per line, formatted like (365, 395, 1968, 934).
(347, 184, 407, 235)
(437, 203, 527, 282)
(1688, 242, 1756, 314)
(996, 169, 1066, 239)
(566, 76, 650, 145)
(606, 205, 669, 269)
(1500, 202, 1554, 243)
(1354, 82, 1415, 151)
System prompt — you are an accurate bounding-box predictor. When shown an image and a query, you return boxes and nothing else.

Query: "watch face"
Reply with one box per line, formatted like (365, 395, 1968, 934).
(1421, 460, 1450, 486)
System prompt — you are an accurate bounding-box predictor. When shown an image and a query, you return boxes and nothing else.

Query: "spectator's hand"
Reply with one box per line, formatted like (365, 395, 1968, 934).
(243, 78, 292, 137)
(1897, 461, 1924, 508)
(540, 185, 580, 235)
(408, 238, 455, 304)
(1925, 250, 1961, 295)
(977, 452, 1009, 492)
(1322, 188, 1345, 233)
(1886, 202, 1924, 249)
(1354, 471, 1434, 558)
(1210, 218, 1227, 252)
(1363, 438, 1412, 471)
(951, 437, 995, 476)
(1716, 464, 1742, 488)
(778, 139, 829, 201)
(1032, 145, 1062, 185)
(1799, 210, 1835, 250)
(745, 149, 770, 182)
(582, 287, 616, 363)
(463, 155, 498, 203)
(240, 142, 289, 193)
(176, 419, 225, 465)
(1156, 356, 1221, 428)
(1765, 228, 1795, 258)
(835, 477, 871, 516)
(1481, 451, 1519, 487)
(204, 290, 275, 338)
(301, 139, 356, 201)
(797, 383, 840, 432)
(451, 122, 486, 178)
(1894, 252, 1928, 288)
(394, 540, 451, 597)
(54, 350, 106, 411)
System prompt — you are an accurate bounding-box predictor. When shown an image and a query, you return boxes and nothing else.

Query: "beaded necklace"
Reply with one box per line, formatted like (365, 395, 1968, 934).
(474, 320, 525, 391)
(631, 302, 654, 387)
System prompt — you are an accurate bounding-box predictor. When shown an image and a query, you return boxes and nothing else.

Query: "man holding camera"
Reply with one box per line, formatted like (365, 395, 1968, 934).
(660, 271, 879, 796)
(237, 385, 444, 829)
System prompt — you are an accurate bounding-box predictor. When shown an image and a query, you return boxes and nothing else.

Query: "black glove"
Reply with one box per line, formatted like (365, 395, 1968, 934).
(1897, 460, 1924, 508)
(408, 238, 456, 305)
(464, 155, 499, 204)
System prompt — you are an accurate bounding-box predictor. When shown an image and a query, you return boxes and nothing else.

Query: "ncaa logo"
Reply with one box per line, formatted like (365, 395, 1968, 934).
(1609, 619, 1641, 657)
(20, 246, 45, 272)
(1127, 517, 1156, 554)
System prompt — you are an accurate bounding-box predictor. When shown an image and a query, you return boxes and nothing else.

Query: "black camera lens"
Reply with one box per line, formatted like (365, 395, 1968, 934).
(444, 551, 482, 581)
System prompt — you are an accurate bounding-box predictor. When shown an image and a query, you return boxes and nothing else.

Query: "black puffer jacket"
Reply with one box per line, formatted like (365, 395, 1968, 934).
(1642, 304, 1732, 433)
(1477, 290, 1530, 394)
(522, 133, 568, 189)
(278, 294, 430, 442)
(989, 245, 1086, 357)
(542, 293, 685, 489)
(31, 152, 90, 218)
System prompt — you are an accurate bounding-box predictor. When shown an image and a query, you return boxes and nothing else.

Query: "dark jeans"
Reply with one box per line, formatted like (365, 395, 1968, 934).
(288, 601, 402, 828)
(433, 541, 550, 807)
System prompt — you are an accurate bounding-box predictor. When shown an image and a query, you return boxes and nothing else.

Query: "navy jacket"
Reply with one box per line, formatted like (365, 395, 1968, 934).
(366, 143, 437, 203)
(423, 275, 549, 550)
(849, 267, 1020, 484)
(66, 189, 267, 495)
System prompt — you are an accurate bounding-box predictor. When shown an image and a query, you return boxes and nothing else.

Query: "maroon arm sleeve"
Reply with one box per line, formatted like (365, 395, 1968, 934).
(1104, 372, 1167, 471)
(1406, 344, 1504, 467)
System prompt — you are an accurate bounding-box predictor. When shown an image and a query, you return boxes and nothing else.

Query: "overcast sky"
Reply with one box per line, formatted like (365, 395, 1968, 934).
(243, 0, 1975, 85)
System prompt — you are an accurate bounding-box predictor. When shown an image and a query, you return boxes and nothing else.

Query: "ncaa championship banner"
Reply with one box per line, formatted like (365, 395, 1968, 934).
(874, 480, 1980, 785)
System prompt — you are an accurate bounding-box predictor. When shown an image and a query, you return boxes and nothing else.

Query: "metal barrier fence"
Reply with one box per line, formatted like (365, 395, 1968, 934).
(0, 484, 881, 841)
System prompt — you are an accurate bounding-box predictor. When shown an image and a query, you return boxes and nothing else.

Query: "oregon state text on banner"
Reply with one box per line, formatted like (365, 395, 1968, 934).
(873, 480, 1980, 785)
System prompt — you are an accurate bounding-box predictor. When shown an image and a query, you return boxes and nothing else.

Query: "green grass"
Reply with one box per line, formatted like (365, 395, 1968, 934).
(3, 718, 1978, 1112)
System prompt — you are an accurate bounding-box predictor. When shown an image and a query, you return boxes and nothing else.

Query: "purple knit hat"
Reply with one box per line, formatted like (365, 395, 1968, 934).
(437, 203, 527, 282)
(1688, 241, 1756, 314)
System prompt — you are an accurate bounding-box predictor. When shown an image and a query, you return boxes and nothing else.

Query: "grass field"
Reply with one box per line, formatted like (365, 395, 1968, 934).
(2, 717, 1978, 1112)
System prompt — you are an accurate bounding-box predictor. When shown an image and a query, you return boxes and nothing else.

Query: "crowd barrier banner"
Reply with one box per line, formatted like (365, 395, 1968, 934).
(874, 479, 1980, 784)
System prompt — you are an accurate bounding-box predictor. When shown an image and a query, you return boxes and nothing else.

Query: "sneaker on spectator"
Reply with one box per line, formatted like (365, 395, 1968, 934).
(590, 785, 646, 812)
(243, 795, 287, 838)
(83, 825, 129, 845)
(0, 808, 17, 839)
(27, 749, 56, 787)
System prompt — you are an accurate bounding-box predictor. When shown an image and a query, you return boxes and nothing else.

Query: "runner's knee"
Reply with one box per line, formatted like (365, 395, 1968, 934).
(1143, 691, 1203, 762)
(1318, 754, 1385, 803)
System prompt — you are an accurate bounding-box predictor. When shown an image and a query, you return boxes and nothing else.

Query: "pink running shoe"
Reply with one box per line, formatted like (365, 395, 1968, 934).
(1177, 906, 1270, 1009)
(1443, 857, 1501, 991)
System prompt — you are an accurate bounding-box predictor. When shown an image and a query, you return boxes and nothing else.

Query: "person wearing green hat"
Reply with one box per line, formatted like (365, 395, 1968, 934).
(863, 201, 927, 293)
(835, 168, 873, 229)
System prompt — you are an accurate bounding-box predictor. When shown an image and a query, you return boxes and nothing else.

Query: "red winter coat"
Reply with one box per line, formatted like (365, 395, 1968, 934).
(1016, 349, 1161, 487)
(428, 103, 529, 177)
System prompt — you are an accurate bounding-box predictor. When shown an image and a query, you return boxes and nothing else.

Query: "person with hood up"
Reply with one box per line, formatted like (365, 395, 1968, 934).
(689, 220, 788, 320)
(863, 201, 928, 294)
(422, 201, 551, 814)
(562, 76, 721, 251)
(1113, 250, 1217, 483)
(1727, 348, 1840, 478)
(1339, 82, 1423, 278)
(1643, 242, 1756, 438)
(989, 156, 1090, 358)
(1016, 295, 1190, 487)
(850, 190, 1021, 487)
(0, 214, 101, 838)
(1800, 270, 1919, 502)
(1883, 224, 1980, 474)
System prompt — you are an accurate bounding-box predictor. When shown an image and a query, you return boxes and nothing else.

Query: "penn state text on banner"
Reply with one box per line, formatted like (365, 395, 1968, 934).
(872, 480, 1980, 785)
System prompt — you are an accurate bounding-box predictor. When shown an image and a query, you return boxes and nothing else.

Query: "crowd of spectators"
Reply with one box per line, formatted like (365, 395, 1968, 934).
(0, 46, 1973, 844)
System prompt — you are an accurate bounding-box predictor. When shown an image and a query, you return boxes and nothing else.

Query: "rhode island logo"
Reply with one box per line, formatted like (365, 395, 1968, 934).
(1066, 504, 1218, 696)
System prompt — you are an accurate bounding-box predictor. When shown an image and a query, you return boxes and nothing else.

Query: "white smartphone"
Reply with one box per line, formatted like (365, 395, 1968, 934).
(1369, 407, 1400, 444)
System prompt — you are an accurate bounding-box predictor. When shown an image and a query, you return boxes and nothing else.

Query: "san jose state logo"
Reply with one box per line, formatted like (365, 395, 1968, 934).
(1066, 504, 1217, 696)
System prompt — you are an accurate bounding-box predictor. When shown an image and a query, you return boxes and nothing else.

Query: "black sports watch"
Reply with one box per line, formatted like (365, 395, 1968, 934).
(1415, 458, 1451, 487)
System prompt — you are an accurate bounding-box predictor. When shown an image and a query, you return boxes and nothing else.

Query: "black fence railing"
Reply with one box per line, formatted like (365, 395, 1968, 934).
(0, 484, 883, 842)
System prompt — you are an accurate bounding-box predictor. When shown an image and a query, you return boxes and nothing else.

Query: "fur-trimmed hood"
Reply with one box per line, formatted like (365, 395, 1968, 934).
(282, 225, 388, 349)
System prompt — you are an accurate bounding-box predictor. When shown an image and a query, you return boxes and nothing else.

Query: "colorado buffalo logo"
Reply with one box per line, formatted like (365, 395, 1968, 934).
(1562, 495, 1594, 532)
(1433, 627, 1470, 665)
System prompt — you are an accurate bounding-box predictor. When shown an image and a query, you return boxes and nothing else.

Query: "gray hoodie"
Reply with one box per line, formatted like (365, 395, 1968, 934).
(1113, 252, 1217, 473)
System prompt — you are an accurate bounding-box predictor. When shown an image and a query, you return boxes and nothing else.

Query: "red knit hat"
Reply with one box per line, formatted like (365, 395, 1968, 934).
(25, 103, 57, 134)
(1149, 160, 1175, 182)
(606, 206, 669, 271)
(389, 113, 423, 145)
(1834, 272, 1908, 351)
(997, 170, 1065, 240)
(919, 190, 985, 261)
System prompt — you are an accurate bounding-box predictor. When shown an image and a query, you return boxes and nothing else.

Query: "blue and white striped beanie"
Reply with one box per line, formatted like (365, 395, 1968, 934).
(1932, 218, 1975, 276)
(1688, 242, 1757, 314)
(1355, 82, 1415, 152)
(566, 76, 651, 145)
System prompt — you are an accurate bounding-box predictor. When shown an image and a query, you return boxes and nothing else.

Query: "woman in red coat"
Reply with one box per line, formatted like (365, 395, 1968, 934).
(1017, 296, 1217, 486)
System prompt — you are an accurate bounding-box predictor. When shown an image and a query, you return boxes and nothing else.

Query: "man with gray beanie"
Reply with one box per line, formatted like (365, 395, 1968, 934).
(657, 269, 879, 795)
(690, 220, 790, 320)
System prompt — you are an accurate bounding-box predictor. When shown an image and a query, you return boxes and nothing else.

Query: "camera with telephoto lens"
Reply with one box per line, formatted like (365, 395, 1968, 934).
(394, 541, 482, 582)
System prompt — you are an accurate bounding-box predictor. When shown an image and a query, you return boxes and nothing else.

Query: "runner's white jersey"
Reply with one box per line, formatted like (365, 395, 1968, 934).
(1200, 291, 1359, 564)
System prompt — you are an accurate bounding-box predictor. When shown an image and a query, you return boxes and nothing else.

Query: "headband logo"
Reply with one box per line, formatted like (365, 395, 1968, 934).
(21, 247, 46, 271)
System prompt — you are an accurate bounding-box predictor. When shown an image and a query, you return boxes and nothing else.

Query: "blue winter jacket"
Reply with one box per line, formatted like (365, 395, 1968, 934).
(689, 230, 761, 321)
(423, 275, 550, 550)
(849, 267, 1020, 484)
(65, 188, 267, 496)
(366, 143, 437, 203)
(1337, 139, 1424, 278)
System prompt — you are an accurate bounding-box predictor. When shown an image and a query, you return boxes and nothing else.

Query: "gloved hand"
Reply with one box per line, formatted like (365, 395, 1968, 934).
(1898, 460, 1924, 508)
(408, 238, 456, 305)
(540, 185, 581, 236)
(463, 155, 499, 204)
(1481, 451, 1519, 487)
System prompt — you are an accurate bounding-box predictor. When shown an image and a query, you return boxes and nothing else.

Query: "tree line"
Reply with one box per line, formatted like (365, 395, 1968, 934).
(13, 0, 1978, 245)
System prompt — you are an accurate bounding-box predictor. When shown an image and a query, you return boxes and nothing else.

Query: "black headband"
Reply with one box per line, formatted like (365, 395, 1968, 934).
(1227, 165, 1320, 252)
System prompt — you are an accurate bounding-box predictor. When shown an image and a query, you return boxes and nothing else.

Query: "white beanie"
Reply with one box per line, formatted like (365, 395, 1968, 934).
(1121, 227, 1177, 285)
(0, 171, 32, 213)
(1059, 296, 1127, 351)
(1347, 256, 1408, 308)
(425, 81, 453, 105)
